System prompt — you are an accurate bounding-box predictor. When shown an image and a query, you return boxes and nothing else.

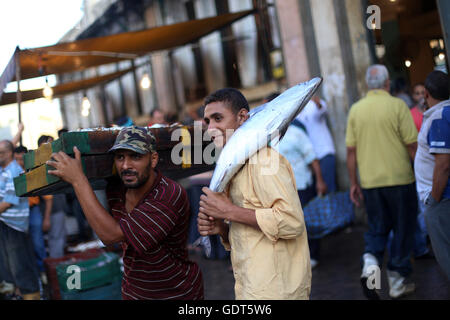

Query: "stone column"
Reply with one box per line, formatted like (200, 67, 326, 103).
(274, 0, 311, 86)
(143, 3, 177, 115)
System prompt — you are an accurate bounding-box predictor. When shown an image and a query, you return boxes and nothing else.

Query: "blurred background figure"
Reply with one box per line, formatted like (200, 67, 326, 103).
(388, 82, 432, 260)
(411, 83, 426, 131)
(37, 135, 68, 258)
(267, 92, 327, 269)
(113, 116, 134, 127)
(57, 128, 93, 243)
(147, 108, 167, 126)
(296, 95, 337, 194)
(0, 140, 40, 300)
(13, 145, 48, 286)
(392, 77, 414, 109)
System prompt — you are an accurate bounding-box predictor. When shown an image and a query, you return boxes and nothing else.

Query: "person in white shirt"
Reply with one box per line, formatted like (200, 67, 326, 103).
(296, 96, 337, 193)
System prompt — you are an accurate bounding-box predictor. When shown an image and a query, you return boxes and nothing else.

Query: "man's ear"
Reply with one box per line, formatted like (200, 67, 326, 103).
(237, 109, 249, 125)
(151, 152, 159, 169)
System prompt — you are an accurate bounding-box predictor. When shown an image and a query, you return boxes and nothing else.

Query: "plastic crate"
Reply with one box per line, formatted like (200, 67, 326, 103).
(56, 252, 122, 293)
(44, 248, 105, 300)
(60, 277, 122, 300)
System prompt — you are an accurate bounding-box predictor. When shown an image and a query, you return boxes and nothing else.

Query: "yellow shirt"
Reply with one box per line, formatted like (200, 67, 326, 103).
(345, 90, 417, 189)
(222, 147, 311, 300)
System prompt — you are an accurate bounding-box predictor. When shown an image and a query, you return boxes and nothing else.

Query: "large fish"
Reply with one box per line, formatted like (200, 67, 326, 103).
(197, 77, 323, 256)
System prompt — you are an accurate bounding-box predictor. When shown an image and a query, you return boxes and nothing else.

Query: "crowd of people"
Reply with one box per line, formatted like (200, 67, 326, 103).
(0, 64, 448, 300)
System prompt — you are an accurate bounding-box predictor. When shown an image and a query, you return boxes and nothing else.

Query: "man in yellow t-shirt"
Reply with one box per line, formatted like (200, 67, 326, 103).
(197, 88, 311, 300)
(346, 65, 418, 300)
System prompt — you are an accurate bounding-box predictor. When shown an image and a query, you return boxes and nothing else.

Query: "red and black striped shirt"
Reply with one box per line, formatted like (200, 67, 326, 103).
(106, 171, 204, 300)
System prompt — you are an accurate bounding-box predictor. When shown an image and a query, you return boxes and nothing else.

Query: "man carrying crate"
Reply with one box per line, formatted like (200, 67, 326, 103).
(47, 126, 204, 300)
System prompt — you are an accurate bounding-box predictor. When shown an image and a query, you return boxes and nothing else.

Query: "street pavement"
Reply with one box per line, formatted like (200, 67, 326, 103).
(190, 225, 450, 300)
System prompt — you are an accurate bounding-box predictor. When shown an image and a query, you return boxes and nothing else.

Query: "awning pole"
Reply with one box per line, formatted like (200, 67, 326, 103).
(14, 48, 22, 146)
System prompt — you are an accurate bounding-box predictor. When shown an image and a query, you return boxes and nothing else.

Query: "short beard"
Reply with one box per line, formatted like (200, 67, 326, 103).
(121, 163, 152, 189)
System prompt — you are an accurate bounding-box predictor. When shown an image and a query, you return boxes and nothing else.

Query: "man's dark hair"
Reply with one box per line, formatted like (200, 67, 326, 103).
(150, 108, 162, 117)
(14, 146, 28, 154)
(413, 83, 425, 90)
(204, 88, 249, 114)
(425, 71, 449, 101)
(58, 128, 68, 138)
(37, 135, 51, 147)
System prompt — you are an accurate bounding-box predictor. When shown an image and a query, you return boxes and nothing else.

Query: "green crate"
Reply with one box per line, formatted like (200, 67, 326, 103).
(60, 277, 122, 300)
(56, 252, 122, 293)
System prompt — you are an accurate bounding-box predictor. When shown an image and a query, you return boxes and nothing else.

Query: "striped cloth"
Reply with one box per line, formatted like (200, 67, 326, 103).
(0, 160, 30, 233)
(106, 170, 204, 300)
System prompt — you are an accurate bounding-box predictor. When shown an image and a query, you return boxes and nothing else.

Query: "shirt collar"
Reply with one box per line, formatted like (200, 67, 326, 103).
(423, 99, 450, 118)
(367, 89, 390, 97)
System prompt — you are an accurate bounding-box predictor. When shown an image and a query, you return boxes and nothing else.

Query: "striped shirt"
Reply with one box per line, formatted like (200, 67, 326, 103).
(106, 170, 204, 300)
(0, 160, 29, 233)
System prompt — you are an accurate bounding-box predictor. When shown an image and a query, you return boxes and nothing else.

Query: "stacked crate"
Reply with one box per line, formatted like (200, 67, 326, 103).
(56, 252, 123, 300)
(44, 248, 105, 300)
(14, 125, 215, 196)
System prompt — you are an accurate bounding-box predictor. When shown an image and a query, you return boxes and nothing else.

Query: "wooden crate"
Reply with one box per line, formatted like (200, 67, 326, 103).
(15, 126, 216, 196)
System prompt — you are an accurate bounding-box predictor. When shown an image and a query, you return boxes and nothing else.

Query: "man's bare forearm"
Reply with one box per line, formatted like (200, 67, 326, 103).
(310, 159, 324, 182)
(431, 154, 450, 202)
(407, 142, 418, 162)
(347, 147, 359, 186)
(72, 175, 124, 244)
(226, 205, 260, 231)
(0, 202, 12, 214)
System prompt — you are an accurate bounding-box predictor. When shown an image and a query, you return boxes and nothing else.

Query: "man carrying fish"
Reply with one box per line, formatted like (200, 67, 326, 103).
(197, 88, 312, 300)
(47, 126, 204, 300)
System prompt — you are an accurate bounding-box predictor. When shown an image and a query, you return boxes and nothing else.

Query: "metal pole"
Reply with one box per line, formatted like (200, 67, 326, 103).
(14, 49, 22, 146)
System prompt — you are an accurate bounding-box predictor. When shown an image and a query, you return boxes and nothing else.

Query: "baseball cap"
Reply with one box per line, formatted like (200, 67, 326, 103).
(108, 126, 156, 154)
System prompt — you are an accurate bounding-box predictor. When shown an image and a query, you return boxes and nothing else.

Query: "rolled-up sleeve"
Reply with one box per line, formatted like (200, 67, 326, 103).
(250, 149, 306, 242)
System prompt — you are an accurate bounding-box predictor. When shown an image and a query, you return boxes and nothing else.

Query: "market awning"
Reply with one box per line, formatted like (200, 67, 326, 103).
(1, 9, 254, 85)
(0, 67, 134, 106)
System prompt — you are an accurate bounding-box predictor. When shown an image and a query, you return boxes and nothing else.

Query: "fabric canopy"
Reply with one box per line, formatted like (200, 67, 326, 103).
(0, 67, 134, 106)
(2, 9, 254, 83)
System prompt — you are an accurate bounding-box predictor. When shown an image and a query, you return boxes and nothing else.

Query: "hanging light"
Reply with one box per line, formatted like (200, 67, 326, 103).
(140, 74, 151, 89)
(405, 60, 412, 68)
(81, 95, 91, 117)
(43, 78, 53, 99)
(438, 53, 446, 61)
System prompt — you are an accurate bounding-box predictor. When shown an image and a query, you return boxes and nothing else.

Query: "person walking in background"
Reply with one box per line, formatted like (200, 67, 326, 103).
(13, 146, 48, 285)
(411, 83, 426, 131)
(278, 120, 327, 269)
(296, 95, 337, 193)
(266, 92, 327, 269)
(346, 65, 419, 300)
(147, 108, 167, 126)
(0, 140, 40, 300)
(37, 135, 68, 258)
(58, 128, 93, 243)
(392, 77, 414, 109)
(414, 70, 450, 280)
